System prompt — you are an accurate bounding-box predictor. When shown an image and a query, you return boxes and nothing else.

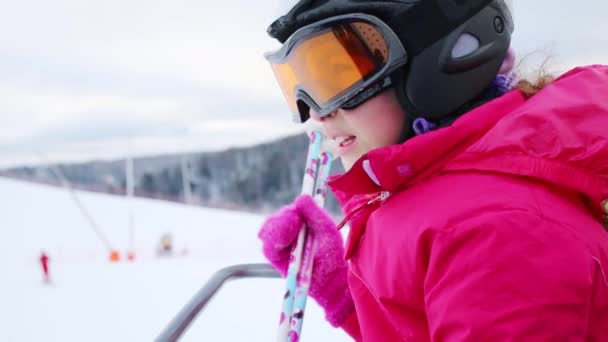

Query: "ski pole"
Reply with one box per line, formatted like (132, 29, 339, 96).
(289, 151, 333, 340)
(277, 131, 323, 341)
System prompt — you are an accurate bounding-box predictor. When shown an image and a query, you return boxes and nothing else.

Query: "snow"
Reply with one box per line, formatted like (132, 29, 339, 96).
(0, 178, 351, 341)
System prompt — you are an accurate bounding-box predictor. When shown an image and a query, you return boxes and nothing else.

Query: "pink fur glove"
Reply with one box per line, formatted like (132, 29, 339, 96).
(258, 195, 354, 327)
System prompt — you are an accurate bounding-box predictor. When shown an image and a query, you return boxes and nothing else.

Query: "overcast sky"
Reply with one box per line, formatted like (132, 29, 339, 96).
(1, 0, 607, 168)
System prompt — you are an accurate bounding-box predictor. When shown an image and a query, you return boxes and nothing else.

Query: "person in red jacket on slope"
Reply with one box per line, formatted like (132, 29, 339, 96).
(258, 0, 608, 341)
(40, 251, 50, 283)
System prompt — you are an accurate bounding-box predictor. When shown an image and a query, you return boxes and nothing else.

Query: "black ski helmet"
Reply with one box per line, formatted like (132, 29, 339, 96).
(267, 0, 514, 123)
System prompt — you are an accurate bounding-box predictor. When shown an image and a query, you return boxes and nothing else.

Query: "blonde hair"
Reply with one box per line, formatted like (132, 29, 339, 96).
(516, 73, 555, 99)
(513, 55, 557, 99)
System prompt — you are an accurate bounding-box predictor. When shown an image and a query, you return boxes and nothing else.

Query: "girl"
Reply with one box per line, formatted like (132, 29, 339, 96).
(259, 0, 608, 340)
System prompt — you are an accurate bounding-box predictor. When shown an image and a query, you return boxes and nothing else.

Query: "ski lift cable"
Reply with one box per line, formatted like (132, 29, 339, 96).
(39, 153, 114, 252)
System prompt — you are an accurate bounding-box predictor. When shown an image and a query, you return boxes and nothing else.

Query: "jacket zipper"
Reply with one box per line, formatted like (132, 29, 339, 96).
(337, 191, 391, 230)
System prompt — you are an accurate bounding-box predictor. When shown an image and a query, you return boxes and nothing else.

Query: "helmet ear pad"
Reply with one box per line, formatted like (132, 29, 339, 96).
(394, 5, 512, 120)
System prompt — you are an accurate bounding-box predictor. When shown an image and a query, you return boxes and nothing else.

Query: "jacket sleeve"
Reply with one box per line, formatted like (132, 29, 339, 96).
(424, 209, 594, 341)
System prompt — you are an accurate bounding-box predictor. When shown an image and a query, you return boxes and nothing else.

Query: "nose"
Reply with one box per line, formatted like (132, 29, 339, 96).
(309, 109, 337, 122)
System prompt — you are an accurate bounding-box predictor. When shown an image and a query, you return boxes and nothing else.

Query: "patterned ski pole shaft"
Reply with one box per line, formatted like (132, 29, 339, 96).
(288, 151, 333, 341)
(277, 131, 323, 341)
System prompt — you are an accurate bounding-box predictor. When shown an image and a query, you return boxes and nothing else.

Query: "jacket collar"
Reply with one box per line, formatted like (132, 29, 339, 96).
(328, 90, 525, 197)
(328, 65, 608, 257)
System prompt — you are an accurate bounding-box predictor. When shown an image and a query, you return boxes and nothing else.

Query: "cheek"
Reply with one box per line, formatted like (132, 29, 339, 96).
(363, 108, 405, 147)
(384, 113, 405, 141)
(363, 90, 406, 146)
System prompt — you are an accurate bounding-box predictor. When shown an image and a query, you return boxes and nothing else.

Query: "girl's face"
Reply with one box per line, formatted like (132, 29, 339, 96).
(309, 89, 406, 170)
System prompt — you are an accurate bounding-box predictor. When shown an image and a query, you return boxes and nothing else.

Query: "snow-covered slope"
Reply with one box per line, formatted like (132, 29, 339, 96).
(0, 178, 350, 341)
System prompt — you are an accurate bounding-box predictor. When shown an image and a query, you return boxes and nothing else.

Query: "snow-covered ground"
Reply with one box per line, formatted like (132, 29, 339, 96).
(0, 177, 350, 341)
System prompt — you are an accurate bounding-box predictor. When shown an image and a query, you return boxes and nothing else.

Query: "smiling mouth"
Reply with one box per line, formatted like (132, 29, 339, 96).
(336, 135, 356, 148)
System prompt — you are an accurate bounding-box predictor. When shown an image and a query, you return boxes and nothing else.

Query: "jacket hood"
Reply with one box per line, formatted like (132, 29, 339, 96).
(329, 65, 608, 221)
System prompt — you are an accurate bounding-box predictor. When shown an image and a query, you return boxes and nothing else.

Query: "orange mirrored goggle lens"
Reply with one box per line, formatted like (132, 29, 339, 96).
(270, 22, 389, 114)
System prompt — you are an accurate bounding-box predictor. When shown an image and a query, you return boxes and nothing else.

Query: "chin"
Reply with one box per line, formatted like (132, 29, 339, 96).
(340, 157, 355, 171)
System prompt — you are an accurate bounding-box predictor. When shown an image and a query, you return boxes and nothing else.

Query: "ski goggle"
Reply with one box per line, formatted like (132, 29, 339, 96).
(265, 13, 408, 123)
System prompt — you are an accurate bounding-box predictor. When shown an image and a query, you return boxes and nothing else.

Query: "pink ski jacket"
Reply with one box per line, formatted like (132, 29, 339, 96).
(328, 65, 608, 341)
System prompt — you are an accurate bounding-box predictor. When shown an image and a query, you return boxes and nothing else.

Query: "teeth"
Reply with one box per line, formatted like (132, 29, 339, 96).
(334, 135, 355, 147)
(334, 136, 353, 144)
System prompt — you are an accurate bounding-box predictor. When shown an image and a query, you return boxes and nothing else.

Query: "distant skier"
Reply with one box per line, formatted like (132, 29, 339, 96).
(156, 233, 174, 257)
(39, 251, 50, 283)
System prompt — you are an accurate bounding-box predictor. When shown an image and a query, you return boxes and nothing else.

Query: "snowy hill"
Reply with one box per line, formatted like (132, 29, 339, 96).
(1, 133, 344, 215)
(0, 177, 350, 341)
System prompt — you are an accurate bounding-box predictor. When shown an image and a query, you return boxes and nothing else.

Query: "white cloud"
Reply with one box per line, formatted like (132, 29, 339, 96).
(0, 0, 607, 167)
(0, 83, 189, 145)
(189, 119, 302, 135)
(0, 88, 183, 119)
(86, 37, 281, 98)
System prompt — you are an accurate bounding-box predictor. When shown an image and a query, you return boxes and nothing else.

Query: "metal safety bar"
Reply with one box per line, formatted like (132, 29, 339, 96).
(155, 263, 281, 342)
